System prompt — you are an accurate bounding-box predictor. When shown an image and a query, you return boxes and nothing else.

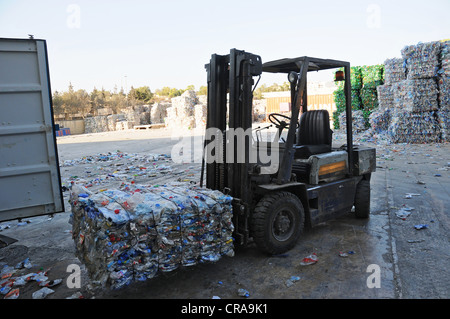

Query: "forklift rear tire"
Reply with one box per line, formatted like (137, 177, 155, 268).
(251, 191, 305, 255)
(354, 179, 370, 218)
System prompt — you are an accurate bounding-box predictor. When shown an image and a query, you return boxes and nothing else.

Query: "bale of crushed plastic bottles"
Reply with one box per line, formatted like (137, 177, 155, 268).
(437, 110, 450, 142)
(360, 87, 378, 111)
(393, 79, 439, 112)
(369, 108, 391, 133)
(401, 41, 440, 80)
(383, 58, 406, 85)
(388, 110, 440, 144)
(338, 110, 367, 133)
(438, 76, 450, 110)
(440, 40, 450, 77)
(376, 84, 395, 110)
(360, 64, 384, 89)
(69, 182, 234, 289)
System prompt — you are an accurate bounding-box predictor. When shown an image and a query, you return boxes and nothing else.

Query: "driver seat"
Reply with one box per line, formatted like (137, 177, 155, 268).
(294, 110, 333, 159)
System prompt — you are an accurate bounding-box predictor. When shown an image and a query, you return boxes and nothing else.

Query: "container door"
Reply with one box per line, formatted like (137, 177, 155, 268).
(0, 38, 64, 222)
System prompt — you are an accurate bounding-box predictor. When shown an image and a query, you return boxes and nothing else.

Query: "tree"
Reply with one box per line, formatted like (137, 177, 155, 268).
(197, 86, 207, 96)
(52, 90, 64, 114)
(129, 86, 153, 103)
(155, 86, 185, 98)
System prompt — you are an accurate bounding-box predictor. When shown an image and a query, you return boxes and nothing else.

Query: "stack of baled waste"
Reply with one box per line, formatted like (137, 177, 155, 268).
(402, 41, 440, 80)
(150, 102, 170, 124)
(383, 58, 406, 85)
(388, 110, 440, 144)
(369, 108, 391, 133)
(165, 90, 198, 130)
(372, 58, 404, 131)
(370, 40, 450, 143)
(438, 40, 450, 141)
(338, 110, 366, 133)
(376, 83, 396, 110)
(194, 103, 207, 129)
(393, 78, 439, 112)
(70, 182, 234, 290)
(386, 41, 441, 143)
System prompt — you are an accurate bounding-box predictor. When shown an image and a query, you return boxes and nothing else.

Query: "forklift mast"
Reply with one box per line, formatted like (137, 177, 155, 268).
(203, 49, 262, 202)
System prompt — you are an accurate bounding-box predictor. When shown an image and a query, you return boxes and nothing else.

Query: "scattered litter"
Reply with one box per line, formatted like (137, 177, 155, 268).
(339, 252, 348, 257)
(285, 276, 301, 287)
(0, 224, 11, 231)
(1, 265, 16, 279)
(4, 288, 19, 299)
(237, 288, 250, 298)
(405, 193, 421, 199)
(15, 258, 32, 269)
(39, 279, 62, 287)
(395, 209, 412, 220)
(32, 271, 49, 283)
(17, 220, 31, 226)
(414, 224, 429, 230)
(13, 273, 36, 286)
(0, 280, 13, 295)
(66, 291, 84, 299)
(300, 253, 318, 266)
(32, 287, 55, 299)
(212, 296, 221, 299)
(407, 239, 424, 243)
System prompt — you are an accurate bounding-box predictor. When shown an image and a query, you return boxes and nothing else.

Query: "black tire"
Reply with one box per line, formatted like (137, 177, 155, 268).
(251, 191, 305, 255)
(354, 179, 370, 218)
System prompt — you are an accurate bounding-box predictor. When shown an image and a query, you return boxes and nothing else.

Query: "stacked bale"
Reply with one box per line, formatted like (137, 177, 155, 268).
(402, 41, 440, 80)
(385, 42, 441, 143)
(164, 90, 208, 130)
(165, 90, 197, 130)
(384, 58, 407, 85)
(370, 40, 450, 144)
(333, 65, 383, 130)
(438, 40, 450, 141)
(194, 103, 207, 129)
(70, 182, 234, 289)
(338, 110, 366, 133)
(150, 102, 170, 124)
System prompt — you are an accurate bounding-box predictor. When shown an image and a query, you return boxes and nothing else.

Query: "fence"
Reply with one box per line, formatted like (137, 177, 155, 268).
(264, 94, 336, 128)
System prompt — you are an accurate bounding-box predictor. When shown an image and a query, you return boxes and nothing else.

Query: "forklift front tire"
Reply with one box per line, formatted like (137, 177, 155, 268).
(251, 191, 305, 255)
(354, 179, 370, 218)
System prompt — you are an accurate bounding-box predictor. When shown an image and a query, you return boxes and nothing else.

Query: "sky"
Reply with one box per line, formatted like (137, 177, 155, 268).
(1, 0, 449, 94)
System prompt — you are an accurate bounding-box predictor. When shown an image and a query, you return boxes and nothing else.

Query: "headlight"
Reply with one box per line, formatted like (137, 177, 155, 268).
(288, 71, 298, 83)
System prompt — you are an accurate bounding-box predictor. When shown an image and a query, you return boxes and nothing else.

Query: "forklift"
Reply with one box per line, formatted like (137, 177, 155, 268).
(201, 49, 376, 255)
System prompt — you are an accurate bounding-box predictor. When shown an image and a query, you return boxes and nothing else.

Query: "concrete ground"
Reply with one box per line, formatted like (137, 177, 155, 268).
(0, 127, 449, 300)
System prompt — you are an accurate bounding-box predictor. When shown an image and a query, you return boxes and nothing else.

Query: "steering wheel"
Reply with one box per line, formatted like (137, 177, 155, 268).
(268, 113, 299, 129)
